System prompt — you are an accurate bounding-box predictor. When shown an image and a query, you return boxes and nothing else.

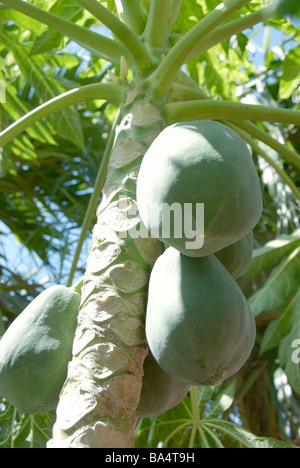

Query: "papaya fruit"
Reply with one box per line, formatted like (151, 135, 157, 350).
(137, 120, 263, 257)
(214, 231, 253, 279)
(145, 247, 256, 386)
(0, 285, 81, 414)
(138, 351, 190, 418)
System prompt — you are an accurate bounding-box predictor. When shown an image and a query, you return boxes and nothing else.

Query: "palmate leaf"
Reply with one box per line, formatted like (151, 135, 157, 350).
(202, 419, 299, 448)
(0, 400, 55, 449)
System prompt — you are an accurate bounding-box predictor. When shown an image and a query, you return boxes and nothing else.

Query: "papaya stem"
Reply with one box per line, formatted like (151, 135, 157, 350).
(0, 0, 129, 64)
(0, 83, 126, 147)
(164, 99, 300, 126)
(76, 0, 153, 75)
(146, 0, 251, 97)
(190, 386, 200, 447)
(143, 0, 170, 51)
(67, 108, 122, 287)
(115, 0, 146, 36)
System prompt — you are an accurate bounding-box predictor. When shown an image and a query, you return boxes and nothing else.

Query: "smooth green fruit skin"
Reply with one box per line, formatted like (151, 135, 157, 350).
(146, 247, 256, 387)
(0, 285, 81, 414)
(138, 352, 190, 418)
(215, 231, 253, 279)
(137, 120, 263, 257)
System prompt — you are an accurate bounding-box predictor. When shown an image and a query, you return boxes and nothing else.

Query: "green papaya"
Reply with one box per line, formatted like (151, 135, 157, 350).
(145, 247, 256, 386)
(214, 231, 253, 279)
(137, 120, 262, 257)
(0, 285, 81, 414)
(138, 352, 190, 418)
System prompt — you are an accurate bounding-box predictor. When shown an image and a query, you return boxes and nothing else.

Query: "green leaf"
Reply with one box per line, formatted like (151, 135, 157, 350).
(244, 229, 300, 276)
(248, 246, 300, 316)
(30, 0, 83, 55)
(135, 394, 193, 448)
(279, 47, 300, 99)
(0, 26, 85, 151)
(204, 419, 299, 448)
(260, 289, 300, 353)
(206, 380, 235, 417)
(0, 398, 55, 449)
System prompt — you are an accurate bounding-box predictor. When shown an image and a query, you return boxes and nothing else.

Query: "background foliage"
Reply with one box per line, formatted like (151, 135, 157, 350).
(0, 0, 299, 448)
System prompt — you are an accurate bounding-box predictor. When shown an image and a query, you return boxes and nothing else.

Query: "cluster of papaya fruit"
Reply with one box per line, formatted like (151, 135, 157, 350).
(0, 120, 262, 420)
(136, 120, 263, 417)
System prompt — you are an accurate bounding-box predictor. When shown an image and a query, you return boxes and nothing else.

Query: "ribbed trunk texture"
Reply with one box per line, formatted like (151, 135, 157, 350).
(48, 89, 165, 448)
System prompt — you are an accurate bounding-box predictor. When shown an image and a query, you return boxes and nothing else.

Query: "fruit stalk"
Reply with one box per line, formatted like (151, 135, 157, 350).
(48, 89, 165, 448)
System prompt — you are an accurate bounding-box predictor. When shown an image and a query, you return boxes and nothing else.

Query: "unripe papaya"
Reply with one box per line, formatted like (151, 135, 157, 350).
(138, 352, 190, 418)
(146, 247, 256, 386)
(0, 285, 81, 414)
(215, 231, 253, 279)
(137, 120, 262, 257)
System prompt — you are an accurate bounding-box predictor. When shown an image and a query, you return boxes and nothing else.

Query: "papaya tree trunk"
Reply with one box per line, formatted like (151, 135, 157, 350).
(48, 89, 165, 448)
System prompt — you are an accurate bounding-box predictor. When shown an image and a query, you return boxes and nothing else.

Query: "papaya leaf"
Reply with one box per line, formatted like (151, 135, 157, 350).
(196, 385, 214, 408)
(279, 47, 300, 99)
(0, 26, 85, 151)
(248, 245, 300, 316)
(135, 395, 194, 448)
(30, 0, 83, 55)
(0, 402, 55, 448)
(203, 419, 299, 448)
(260, 289, 300, 354)
(244, 228, 300, 276)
